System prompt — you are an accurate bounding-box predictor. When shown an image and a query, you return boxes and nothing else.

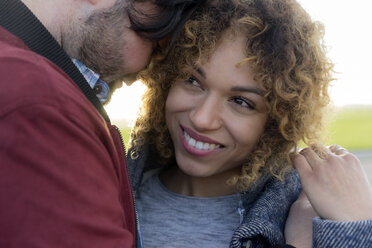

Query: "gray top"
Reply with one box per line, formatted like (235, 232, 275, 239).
(135, 172, 241, 248)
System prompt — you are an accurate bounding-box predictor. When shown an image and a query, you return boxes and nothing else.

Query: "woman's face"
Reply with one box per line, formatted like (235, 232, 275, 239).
(165, 34, 268, 179)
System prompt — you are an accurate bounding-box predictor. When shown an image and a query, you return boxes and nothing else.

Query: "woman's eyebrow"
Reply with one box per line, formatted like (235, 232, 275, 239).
(193, 66, 264, 96)
(194, 66, 206, 79)
(230, 86, 265, 96)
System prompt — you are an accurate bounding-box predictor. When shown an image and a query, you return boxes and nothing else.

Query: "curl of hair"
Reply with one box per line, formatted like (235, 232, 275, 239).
(130, 0, 334, 190)
(128, 0, 208, 47)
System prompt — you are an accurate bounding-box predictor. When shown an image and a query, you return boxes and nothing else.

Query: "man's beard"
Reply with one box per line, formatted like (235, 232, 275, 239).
(63, 1, 135, 97)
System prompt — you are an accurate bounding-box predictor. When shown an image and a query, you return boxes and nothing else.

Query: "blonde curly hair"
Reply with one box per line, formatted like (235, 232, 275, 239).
(129, 0, 334, 190)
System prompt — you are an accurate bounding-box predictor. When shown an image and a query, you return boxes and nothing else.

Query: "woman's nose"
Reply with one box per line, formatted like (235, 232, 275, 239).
(189, 96, 222, 131)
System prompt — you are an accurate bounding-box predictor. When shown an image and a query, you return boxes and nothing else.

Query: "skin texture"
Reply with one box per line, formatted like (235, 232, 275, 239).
(163, 33, 268, 197)
(285, 145, 372, 246)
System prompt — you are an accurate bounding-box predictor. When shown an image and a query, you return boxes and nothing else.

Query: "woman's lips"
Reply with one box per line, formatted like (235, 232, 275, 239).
(180, 125, 223, 157)
(182, 126, 222, 145)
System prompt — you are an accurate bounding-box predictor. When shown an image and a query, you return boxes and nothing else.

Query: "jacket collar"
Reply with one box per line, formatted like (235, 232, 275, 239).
(231, 170, 301, 248)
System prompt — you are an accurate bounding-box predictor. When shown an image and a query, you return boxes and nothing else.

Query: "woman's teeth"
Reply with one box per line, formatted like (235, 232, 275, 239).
(184, 131, 220, 150)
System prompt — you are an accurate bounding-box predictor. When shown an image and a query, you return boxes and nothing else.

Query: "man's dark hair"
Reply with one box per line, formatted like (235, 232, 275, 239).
(128, 0, 207, 47)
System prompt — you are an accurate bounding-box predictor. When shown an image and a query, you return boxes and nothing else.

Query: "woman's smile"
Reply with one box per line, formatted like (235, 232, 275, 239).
(180, 125, 223, 157)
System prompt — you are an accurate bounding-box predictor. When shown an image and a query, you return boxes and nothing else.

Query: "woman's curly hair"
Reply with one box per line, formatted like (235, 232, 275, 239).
(129, 0, 334, 190)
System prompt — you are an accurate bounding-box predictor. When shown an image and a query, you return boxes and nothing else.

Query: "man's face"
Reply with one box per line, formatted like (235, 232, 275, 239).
(64, 0, 156, 89)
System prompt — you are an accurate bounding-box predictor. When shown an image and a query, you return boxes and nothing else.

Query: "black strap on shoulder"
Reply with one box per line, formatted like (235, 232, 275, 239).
(0, 0, 110, 122)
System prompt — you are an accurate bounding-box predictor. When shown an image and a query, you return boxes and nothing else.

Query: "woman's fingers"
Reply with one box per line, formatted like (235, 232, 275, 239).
(294, 147, 325, 187)
(329, 144, 348, 155)
(292, 145, 372, 221)
(299, 147, 323, 169)
(292, 153, 312, 175)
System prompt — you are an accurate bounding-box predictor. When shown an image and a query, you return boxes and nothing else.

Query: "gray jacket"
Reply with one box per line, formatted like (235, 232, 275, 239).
(127, 145, 372, 247)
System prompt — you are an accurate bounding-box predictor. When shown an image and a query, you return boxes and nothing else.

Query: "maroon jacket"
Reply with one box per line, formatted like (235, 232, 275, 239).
(0, 24, 135, 248)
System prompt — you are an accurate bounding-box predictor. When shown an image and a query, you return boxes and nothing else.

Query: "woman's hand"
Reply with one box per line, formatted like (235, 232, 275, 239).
(292, 145, 372, 222)
(285, 192, 317, 248)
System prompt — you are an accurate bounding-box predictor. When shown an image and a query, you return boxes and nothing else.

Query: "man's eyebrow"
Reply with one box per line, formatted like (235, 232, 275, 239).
(231, 86, 265, 96)
(194, 66, 206, 79)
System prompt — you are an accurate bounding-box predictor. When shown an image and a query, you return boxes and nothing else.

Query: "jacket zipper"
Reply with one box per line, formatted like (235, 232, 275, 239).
(114, 126, 140, 247)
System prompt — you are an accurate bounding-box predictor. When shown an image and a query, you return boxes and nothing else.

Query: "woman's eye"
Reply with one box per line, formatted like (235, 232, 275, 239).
(231, 97, 255, 110)
(186, 77, 201, 87)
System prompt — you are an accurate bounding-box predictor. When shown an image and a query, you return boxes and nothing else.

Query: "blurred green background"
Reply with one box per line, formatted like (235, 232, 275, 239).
(327, 107, 372, 150)
(119, 128, 131, 149)
(119, 106, 372, 151)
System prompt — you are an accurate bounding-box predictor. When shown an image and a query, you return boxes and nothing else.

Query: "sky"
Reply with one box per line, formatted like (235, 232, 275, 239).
(105, 0, 372, 123)
(297, 0, 372, 106)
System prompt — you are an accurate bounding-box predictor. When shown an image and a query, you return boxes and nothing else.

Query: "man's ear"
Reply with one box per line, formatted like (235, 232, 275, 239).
(86, 0, 96, 4)
(83, 0, 118, 8)
(84, 0, 101, 6)
(158, 35, 172, 50)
